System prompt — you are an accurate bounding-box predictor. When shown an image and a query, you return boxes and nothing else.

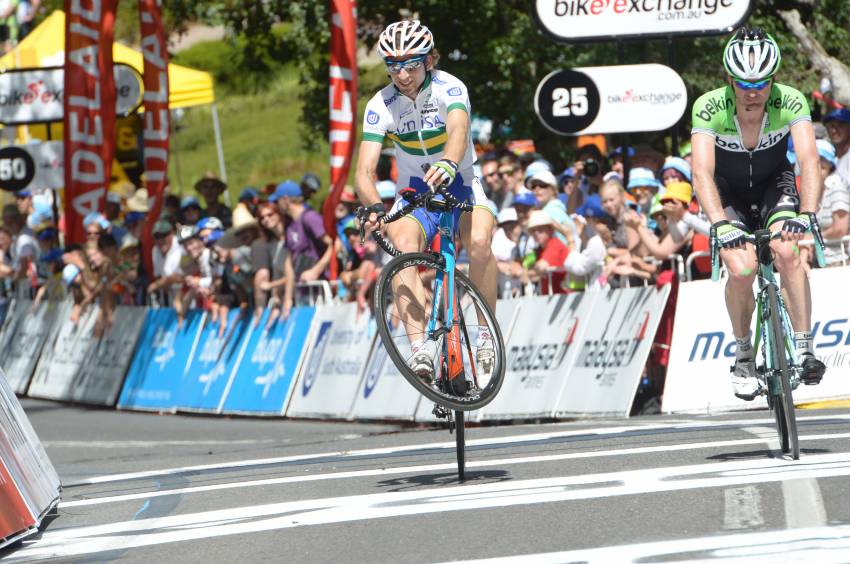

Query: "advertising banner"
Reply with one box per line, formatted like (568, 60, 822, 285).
(480, 293, 598, 421)
(0, 64, 143, 126)
(663, 267, 850, 413)
(0, 457, 34, 548)
(117, 309, 205, 411)
(138, 0, 170, 279)
(69, 306, 147, 405)
(555, 285, 671, 417)
(286, 303, 372, 419)
(63, 0, 118, 244)
(221, 307, 315, 415)
(0, 368, 60, 531)
(174, 309, 252, 413)
(0, 300, 62, 394)
(349, 320, 422, 421)
(533, 0, 753, 42)
(27, 303, 99, 402)
(534, 65, 687, 136)
(322, 0, 358, 278)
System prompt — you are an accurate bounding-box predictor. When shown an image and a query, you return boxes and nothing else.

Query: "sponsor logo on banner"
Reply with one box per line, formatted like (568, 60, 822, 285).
(535, 64, 687, 136)
(664, 269, 850, 414)
(363, 344, 388, 398)
(533, 0, 753, 42)
(0, 65, 143, 125)
(302, 321, 332, 396)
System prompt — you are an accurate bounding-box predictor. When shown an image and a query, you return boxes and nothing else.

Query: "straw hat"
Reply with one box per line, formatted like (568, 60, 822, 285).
(126, 188, 150, 213)
(526, 210, 554, 230)
(218, 204, 259, 249)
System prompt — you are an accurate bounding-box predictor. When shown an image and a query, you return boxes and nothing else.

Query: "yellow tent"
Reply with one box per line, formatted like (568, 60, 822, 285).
(0, 10, 214, 108)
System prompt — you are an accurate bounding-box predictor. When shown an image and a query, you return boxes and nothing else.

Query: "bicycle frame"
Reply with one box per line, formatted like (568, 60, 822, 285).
(427, 210, 457, 336)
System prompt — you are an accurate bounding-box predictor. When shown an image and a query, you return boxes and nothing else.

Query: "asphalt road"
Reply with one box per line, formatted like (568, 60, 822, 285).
(4, 399, 850, 563)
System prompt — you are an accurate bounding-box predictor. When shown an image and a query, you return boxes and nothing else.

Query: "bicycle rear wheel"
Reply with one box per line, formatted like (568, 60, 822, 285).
(766, 284, 799, 459)
(454, 410, 465, 482)
(374, 252, 506, 411)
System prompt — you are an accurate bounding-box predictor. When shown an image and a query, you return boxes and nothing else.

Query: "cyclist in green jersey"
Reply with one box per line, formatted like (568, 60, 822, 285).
(691, 27, 826, 401)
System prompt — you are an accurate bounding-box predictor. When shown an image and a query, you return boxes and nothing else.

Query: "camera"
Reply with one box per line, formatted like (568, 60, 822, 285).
(583, 159, 600, 177)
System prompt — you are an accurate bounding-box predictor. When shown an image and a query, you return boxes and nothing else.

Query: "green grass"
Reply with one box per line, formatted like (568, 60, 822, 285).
(167, 42, 389, 206)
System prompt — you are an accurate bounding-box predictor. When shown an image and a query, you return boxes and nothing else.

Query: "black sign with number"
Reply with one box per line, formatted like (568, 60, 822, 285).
(534, 69, 601, 136)
(0, 146, 35, 192)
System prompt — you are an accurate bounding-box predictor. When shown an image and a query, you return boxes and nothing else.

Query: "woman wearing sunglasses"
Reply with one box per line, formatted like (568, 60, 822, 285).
(355, 20, 496, 379)
(690, 26, 825, 401)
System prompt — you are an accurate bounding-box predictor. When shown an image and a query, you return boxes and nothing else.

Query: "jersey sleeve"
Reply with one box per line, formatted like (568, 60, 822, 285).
(775, 84, 811, 127)
(438, 75, 471, 115)
(690, 88, 728, 137)
(361, 92, 392, 144)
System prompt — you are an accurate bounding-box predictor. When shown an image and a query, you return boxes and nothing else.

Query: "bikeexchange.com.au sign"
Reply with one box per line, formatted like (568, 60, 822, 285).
(534, 0, 753, 41)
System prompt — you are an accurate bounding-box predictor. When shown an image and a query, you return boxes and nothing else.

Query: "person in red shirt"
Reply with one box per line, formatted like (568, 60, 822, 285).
(527, 210, 569, 294)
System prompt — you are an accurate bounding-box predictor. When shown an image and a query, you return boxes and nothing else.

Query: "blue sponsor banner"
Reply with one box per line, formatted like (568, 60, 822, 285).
(117, 308, 205, 411)
(221, 307, 315, 414)
(173, 309, 251, 412)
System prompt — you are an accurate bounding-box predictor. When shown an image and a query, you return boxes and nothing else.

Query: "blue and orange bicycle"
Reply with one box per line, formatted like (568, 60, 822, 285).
(362, 184, 506, 480)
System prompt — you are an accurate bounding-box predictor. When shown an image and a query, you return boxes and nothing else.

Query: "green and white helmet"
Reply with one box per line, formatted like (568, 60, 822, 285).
(723, 27, 781, 81)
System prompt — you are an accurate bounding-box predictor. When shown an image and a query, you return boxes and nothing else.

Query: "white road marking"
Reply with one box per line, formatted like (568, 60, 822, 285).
(723, 486, 764, 530)
(446, 524, 850, 564)
(13, 452, 850, 561)
(63, 413, 850, 486)
(58, 431, 850, 509)
(43, 440, 278, 448)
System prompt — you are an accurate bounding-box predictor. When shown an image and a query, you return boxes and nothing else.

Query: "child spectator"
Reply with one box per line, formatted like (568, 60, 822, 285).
(525, 210, 569, 294)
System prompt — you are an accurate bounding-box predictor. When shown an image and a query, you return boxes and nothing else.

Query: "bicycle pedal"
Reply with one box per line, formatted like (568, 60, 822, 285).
(432, 404, 450, 419)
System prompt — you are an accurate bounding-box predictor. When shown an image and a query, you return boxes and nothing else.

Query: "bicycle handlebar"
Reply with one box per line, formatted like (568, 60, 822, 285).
(358, 183, 474, 258)
(710, 226, 826, 282)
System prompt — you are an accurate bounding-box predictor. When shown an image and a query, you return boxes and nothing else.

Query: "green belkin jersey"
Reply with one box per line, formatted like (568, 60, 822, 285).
(691, 83, 811, 191)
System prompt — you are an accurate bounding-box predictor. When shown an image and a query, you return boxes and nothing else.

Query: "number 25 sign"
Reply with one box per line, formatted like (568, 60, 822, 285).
(534, 64, 687, 136)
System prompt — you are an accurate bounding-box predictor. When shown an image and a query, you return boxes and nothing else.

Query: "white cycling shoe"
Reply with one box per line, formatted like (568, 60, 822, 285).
(731, 358, 760, 401)
(476, 335, 495, 383)
(409, 341, 436, 385)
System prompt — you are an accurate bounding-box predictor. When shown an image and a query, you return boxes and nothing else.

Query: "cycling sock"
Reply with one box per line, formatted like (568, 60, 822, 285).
(795, 331, 814, 357)
(735, 333, 754, 361)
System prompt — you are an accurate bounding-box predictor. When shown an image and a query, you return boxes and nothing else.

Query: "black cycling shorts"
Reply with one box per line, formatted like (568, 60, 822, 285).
(716, 162, 799, 233)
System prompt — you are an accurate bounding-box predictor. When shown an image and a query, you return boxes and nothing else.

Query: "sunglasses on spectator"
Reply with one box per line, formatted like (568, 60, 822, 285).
(530, 182, 553, 190)
(484, 171, 500, 178)
(498, 168, 516, 177)
(385, 56, 425, 74)
(86, 230, 101, 238)
(734, 78, 770, 91)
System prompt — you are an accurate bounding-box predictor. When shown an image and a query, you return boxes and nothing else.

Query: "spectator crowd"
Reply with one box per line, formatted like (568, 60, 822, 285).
(3, 108, 850, 338)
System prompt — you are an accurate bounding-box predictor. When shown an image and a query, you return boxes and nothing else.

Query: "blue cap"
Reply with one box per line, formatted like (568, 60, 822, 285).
(608, 146, 635, 159)
(239, 187, 258, 202)
(576, 194, 611, 220)
(204, 229, 224, 246)
(197, 216, 224, 231)
(627, 167, 660, 191)
(823, 108, 850, 125)
(180, 195, 201, 210)
(513, 190, 538, 207)
(36, 227, 56, 241)
(40, 248, 64, 263)
(83, 212, 110, 229)
(62, 264, 81, 287)
(124, 211, 145, 226)
(558, 167, 577, 185)
(269, 180, 301, 202)
(15, 189, 31, 198)
(816, 139, 837, 167)
(660, 157, 692, 182)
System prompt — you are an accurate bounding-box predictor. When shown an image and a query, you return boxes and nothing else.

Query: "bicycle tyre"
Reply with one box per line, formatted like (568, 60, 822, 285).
(374, 252, 506, 411)
(455, 410, 465, 482)
(766, 284, 799, 459)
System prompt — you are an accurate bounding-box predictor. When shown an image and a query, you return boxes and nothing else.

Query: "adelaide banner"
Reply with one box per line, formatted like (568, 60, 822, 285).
(323, 0, 358, 278)
(139, 0, 169, 276)
(63, 0, 118, 244)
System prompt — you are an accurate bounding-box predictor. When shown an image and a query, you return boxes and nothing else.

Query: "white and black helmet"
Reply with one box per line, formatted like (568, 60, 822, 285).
(378, 20, 434, 59)
(723, 27, 781, 81)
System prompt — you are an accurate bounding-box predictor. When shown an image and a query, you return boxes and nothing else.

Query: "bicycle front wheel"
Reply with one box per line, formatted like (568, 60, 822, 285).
(766, 284, 799, 459)
(374, 252, 505, 411)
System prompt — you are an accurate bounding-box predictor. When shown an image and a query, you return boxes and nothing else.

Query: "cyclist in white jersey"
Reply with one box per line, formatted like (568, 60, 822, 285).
(355, 20, 497, 379)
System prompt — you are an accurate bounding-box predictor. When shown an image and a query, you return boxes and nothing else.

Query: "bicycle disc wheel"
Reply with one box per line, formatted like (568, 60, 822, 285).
(766, 284, 799, 459)
(454, 410, 465, 482)
(374, 252, 506, 411)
